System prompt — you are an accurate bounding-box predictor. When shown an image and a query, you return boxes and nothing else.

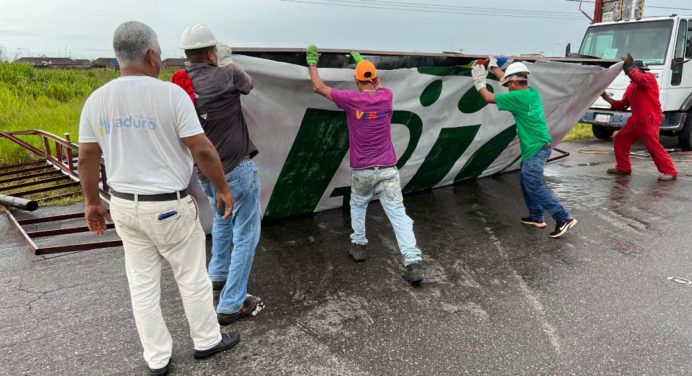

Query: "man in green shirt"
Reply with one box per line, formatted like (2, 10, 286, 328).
(471, 58, 576, 238)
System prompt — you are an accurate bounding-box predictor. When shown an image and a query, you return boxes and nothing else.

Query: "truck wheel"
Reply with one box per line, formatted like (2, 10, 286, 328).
(592, 125, 615, 140)
(678, 111, 692, 151)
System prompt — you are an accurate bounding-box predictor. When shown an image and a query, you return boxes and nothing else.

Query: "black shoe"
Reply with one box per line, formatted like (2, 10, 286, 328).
(148, 360, 171, 376)
(403, 262, 423, 285)
(520, 217, 547, 228)
(193, 332, 240, 360)
(217, 295, 265, 326)
(349, 244, 367, 262)
(549, 218, 577, 238)
(607, 168, 630, 175)
(212, 280, 226, 291)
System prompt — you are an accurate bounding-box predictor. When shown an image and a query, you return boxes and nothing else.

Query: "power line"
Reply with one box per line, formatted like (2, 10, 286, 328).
(280, 0, 586, 20)
(564, 0, 692, 12)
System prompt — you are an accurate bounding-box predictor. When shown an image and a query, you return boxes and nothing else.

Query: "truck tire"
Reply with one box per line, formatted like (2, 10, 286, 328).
(678, 111, 692, 151)
(592, 125, 615, 140)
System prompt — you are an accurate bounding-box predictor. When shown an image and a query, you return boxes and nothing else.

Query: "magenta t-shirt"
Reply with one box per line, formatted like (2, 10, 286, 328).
(330, 87, 398, 169)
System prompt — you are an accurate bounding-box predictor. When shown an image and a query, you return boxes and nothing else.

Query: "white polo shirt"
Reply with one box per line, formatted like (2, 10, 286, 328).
(79, 76, 204, 194)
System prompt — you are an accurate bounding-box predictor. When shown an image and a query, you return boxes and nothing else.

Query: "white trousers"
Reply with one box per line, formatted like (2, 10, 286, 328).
(110, 195, 221, 369)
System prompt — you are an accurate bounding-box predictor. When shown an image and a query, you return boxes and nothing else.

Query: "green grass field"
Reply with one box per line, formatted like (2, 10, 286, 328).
(0, 63, 177, 164)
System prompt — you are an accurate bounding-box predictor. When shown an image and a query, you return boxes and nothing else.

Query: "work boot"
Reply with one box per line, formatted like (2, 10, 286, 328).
(607, 168, 630, 175)
(349, 244, 367, 262)
(658, 173, 677, 181)
(403, 262, 423, 285)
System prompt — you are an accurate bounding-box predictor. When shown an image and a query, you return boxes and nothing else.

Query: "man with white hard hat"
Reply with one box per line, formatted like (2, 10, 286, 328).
(78, 21, 240, 375)
(176, 24, 264, 326)
(471, 57, 577, 238)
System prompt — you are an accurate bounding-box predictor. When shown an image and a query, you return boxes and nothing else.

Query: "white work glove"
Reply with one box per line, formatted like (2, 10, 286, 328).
(487, 56, 499, 70)
(216, 43, 234, 67)
(471, 64, 488, 91)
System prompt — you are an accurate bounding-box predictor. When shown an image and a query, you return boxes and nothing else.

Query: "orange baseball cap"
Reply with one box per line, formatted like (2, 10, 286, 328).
(355, 60, 377, 82)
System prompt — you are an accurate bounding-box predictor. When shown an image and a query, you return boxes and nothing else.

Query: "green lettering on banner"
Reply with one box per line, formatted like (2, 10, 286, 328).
(420, 80, 443, 107)
(403, 125, 480, 194)
(454, 124, 517, 182)
(458, 85, 494, 114)
(264, 109, 349, 220)
(392, 111, 422, 169)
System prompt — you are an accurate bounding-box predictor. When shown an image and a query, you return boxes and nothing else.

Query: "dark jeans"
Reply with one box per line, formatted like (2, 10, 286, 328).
(520, 146, 572, 223)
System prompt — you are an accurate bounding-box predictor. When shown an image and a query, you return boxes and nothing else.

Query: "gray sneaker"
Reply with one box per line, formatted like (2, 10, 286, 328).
(403, 262, 423, 285)
(658, 173, 677, 181)
(349, 244, 367, 262)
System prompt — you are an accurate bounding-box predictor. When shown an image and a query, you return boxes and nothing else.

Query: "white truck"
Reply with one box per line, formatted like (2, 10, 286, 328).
(579, 15, 692, 149)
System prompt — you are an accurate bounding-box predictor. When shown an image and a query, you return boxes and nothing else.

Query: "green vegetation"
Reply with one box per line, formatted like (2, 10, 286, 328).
(0, 63, 176, 163)
(0, 63, 176, 206)
(562, 123, 594, 142)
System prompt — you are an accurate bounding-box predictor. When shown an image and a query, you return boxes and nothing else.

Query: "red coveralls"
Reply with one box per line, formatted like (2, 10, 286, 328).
(608, 69, 677, 176)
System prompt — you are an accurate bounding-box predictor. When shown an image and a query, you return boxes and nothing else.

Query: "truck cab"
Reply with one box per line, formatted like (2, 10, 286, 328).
(579, 15, 692, 149)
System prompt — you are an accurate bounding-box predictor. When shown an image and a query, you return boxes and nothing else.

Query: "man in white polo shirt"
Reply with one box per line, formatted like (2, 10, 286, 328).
(78, 21, 238, 376)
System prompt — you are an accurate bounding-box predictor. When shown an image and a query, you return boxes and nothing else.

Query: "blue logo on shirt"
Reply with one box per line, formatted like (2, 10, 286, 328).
(98, 115, 157, 138)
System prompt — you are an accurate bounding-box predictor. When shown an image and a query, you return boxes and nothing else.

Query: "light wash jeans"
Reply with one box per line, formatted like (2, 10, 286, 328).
(520, 145, 573, 223)
(350, 166, 422, 266)
(201, 160, 261, 314)
(109, 195, 221, 369)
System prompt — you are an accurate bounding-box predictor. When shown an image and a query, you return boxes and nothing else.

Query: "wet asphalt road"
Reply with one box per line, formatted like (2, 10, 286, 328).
(2, 138, 692, 376)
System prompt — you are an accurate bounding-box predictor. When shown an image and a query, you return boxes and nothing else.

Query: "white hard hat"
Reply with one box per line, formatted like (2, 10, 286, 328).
(180, 25, 218, 50)
(500, 62, 530, 86)
(216, 43, 233, 67)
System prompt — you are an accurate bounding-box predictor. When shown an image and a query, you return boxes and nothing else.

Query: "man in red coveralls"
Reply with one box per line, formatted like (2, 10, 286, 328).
(600, 53, 677, 181)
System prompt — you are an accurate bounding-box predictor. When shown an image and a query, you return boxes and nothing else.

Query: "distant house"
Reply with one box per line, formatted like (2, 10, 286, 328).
(14, 57, 83, 68)
(162, 58, 187, 68)
(75, 59, 91, 68)
(92, 58, 119, 68)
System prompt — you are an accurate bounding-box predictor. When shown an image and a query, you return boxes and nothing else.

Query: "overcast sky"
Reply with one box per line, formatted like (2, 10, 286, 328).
(1, 0, 691, 60)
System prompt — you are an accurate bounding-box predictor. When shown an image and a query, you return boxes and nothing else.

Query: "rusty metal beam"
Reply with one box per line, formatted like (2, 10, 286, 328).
(18, 212, 85, 225)
(35, 240, 123, 255)
(0, 170, 63, 185)
(2, 207, 39, 253)
(27, 223, 115, 238)
(10, 181, 80, 197)
(0, 159, 46, 172)
(0, 165, 54, 178)
(0, 175, 71, 193)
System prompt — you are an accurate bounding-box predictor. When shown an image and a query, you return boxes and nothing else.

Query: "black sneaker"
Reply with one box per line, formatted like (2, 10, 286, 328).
(193, 331, 240, 360)
(212, 280, 226, 291)
(349, 244, 367, 262)
(148, 360, 171, 376)
(549, 218, 577, 238)
(520, 217, 547, 228)
(403, 262, 423, 285)
(607, 168, 630, 175)
(217, 294, 265, 326)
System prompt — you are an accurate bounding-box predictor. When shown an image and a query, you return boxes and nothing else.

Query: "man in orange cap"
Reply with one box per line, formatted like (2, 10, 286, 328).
(305, 44, 423, 285)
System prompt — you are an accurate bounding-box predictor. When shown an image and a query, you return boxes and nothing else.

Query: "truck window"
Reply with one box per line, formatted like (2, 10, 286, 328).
(687, 22, 692, 59)
(674, 20, 687, 60)
(578, 20, 674, 65)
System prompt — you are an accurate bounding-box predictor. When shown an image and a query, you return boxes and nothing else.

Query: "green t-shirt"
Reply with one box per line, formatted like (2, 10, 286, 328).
(494, 87, 553, 160)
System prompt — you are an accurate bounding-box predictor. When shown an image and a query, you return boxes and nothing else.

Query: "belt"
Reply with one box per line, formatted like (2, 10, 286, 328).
(357, 164, 396, 170)
(111, 189, 188, 202)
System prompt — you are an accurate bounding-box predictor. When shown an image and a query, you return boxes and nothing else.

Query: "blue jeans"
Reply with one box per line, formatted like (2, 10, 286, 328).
(201, 160, 261, 314)
(520, 146, 572, 223)
(350, 166, 422, 266)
